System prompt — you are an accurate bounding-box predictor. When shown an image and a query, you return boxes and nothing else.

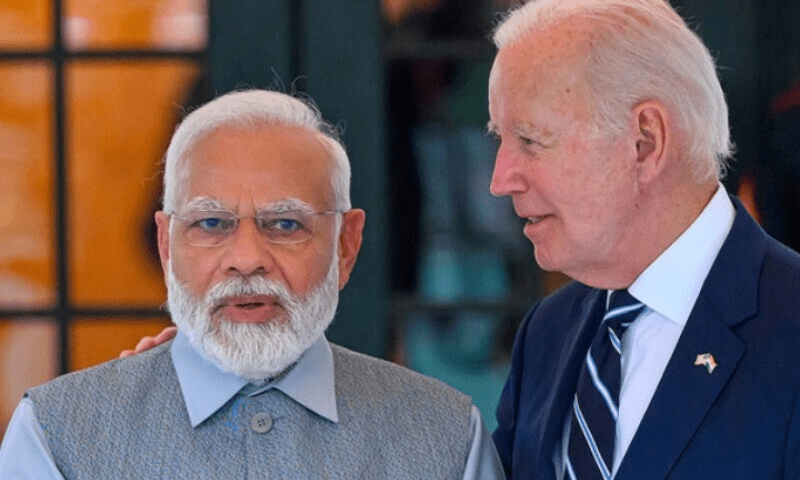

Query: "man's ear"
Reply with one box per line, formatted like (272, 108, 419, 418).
(337, 209, 366, 290)
(632, 100, 669, 183)
(154, 211, 171, 284)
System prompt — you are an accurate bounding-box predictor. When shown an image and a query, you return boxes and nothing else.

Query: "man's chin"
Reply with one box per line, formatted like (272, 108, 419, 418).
(199, 324, 301, 380)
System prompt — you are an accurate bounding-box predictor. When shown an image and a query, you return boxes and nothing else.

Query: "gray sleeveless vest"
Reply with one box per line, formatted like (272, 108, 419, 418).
(26, 341, 473, 479)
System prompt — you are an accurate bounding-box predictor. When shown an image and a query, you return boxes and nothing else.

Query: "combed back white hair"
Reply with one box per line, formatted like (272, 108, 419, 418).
(492, 0, 732, 182)
(163, 89, 351, 213)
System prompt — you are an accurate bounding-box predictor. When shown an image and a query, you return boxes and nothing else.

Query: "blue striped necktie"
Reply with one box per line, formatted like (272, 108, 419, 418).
(566, 289, 645, 480)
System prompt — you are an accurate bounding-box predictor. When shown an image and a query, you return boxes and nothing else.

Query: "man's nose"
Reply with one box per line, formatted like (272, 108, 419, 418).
(489, 144, 526, 197)
(221, 218, 275, 277)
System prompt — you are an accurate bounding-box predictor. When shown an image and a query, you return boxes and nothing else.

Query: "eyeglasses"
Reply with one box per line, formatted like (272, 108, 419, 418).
(169, 208, 344, 247)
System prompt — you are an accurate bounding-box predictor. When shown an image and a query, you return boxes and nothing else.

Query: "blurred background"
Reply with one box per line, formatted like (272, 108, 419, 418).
(1, 0, 799, 436)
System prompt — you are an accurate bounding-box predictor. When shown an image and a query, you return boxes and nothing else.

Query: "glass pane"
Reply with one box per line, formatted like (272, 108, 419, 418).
(0, 63, 55, 309)
(69, 317, 173, 371)
(67, 60, 203, 307)
(402, 311, 510, 432)
(0, 0, 51, 49)
(64, 0, 207, 51)
(384, 0, 536, 428)
(0, 319, 58, 438)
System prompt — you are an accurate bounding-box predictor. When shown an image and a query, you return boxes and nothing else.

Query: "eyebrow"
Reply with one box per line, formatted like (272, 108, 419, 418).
(515, 122, 557, 143)
(182, 196, 315, 214)
(258, 198, 314, 213)
(486, 121, 557, 146)
(184, 197, 226, 211)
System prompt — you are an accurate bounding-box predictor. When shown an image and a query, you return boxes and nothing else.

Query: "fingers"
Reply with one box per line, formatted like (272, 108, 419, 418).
(118, 337, 157, 359)
(118, 326, 178, 359)
(152, 326, 178, 345)
(134, 336, 158, 352)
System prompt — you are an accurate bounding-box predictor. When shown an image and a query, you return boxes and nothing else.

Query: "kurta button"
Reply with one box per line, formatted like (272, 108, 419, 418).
(251, 413, 272, 433)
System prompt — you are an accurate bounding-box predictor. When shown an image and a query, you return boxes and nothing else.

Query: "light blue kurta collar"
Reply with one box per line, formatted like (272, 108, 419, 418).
(171, 330, 338, 428)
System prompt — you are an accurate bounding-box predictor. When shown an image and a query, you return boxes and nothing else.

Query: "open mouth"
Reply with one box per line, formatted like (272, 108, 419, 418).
(527, 215, 551, 224)
(213, 295, 278, 313)
(235, 301, 265, 309)
(210, 295, 286, 324)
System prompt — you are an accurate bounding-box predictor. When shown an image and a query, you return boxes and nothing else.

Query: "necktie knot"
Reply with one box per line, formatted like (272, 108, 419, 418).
(604, 289, 644, 339)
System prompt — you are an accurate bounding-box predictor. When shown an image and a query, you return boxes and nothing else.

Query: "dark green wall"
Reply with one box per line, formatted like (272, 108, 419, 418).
(674, 0, 800, 187)
(208, 0, 389, 358)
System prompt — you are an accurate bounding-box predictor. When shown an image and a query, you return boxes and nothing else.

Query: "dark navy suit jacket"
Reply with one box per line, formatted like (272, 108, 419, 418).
(493, 198, 800, 479)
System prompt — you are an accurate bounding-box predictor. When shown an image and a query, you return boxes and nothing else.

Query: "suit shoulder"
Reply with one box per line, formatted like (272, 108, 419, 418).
(329, 343, 472, 407)
(760, 239, 800, 308)
(328, 343, 474, 454)
(764, 238, 800, 277)
(26, 342, 174, 407)
(524, 280, 596, 324)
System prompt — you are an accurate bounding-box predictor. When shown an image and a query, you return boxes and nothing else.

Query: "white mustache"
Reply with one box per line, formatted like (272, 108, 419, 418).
(205, 276, 296, 311)
(166, 255, 340, 380)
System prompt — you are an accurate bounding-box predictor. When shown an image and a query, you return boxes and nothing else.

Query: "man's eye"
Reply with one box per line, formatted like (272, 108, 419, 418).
(195, 217, 232, 231)
(265, 218, 304, 232)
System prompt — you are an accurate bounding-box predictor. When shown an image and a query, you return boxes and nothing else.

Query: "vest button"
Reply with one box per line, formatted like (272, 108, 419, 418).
(250, 413, 273, 433)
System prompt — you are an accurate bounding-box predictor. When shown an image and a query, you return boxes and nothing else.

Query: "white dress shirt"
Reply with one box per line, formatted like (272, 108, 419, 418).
(615, 185, 735, 472)
(560, 185, 736, 478)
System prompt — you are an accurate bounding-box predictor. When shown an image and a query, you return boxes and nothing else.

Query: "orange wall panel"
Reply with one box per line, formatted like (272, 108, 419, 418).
(66, 60, 202, 307)
(64, 0, 206, 51)
(0, 0, 52, 49)
(0, 63, 55, 308)
(69, 317, 173, 371)
(0, 320, 58, 439)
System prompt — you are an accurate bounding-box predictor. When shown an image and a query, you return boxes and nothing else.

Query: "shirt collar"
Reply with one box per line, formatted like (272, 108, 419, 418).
(171, 330, 338, 428)
(628, 184, 735, 326)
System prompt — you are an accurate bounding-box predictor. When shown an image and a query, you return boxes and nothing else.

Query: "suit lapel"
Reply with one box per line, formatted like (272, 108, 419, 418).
(615, 198, 765, 479)
(615, 299, 745, 479)
(538, 288, 607, 477)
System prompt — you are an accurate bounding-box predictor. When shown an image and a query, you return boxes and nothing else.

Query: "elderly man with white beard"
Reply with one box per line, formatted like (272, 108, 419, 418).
(0, 90, 504, 479)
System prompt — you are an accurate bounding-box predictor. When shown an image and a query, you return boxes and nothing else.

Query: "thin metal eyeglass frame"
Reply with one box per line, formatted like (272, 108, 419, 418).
(167, 209, 345, 247)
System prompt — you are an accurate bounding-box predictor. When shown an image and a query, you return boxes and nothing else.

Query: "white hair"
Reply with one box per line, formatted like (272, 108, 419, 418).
(163, 89, 352, 213)
(492, 0, 732, 182)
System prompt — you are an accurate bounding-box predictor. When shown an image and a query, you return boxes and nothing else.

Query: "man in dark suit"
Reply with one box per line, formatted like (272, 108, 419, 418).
(487, 0, 800, 478)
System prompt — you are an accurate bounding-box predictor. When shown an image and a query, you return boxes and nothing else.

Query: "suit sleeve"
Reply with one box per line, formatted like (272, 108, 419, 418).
(493, 305, 538, 478)
(786, 384, 800, 479)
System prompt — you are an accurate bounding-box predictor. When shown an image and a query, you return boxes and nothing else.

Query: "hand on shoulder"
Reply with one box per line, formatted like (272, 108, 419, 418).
(119, 326, 177, 358)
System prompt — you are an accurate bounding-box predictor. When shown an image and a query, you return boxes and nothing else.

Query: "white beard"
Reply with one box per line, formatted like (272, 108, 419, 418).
(166, 259, 340, 380)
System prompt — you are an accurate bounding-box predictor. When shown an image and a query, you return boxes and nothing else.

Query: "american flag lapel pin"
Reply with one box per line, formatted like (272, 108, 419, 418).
(694, 353, 718, 374)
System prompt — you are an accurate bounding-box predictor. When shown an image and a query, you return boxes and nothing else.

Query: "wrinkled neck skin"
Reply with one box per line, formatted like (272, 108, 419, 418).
(572, 160, 718, 290)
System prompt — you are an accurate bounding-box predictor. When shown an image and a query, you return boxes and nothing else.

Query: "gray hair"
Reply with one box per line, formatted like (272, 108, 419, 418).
(163, 89, 351, 213)
(492, 0, 732, 182)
